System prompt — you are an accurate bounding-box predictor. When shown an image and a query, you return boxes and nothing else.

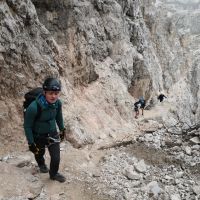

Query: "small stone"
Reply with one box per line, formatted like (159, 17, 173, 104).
(123, 169, 141, 180)
(192, 145, 200, 150)
(134, 159, 147, 174)
(144, 134, 153, 142)
(146, 181, 163, 197)
(190, 137, 200, 144)
(131, 181, 141, 187)
(7, 155, 32, 168)
(170, 193, 181, 200)
(174, 179, 181, 185)
(185, 146, 192, 155)
(193, 185, 200, 195)
(175, 171, 184, 178)
(190, 162, 196, 166)
(2, 156, 10, 162)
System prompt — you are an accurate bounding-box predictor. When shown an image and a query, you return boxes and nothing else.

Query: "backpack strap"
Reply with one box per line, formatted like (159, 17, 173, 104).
(57, 100, 61, 113)
(34, 100, 61, 121)
(35, 102, 42, 121)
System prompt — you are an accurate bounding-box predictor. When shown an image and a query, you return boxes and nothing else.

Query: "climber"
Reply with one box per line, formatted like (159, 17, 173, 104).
(139, 96, 146, 115)
(134, 96, 146, 119)
(157, 93, 167, 102)
(23, 77, 66, 183)
(134, 101, 140, 119)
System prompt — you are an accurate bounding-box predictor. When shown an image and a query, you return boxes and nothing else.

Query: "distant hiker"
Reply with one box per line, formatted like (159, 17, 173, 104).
(139, 96, 146, 116)
(157, 94, 167, 102)
(134, 101, 140, 119)
(134, 97, 146, 119)
(23, 77, 66, 183)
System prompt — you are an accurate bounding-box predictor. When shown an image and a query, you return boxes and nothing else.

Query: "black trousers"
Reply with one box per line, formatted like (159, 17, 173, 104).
(34, 133, 60, 177)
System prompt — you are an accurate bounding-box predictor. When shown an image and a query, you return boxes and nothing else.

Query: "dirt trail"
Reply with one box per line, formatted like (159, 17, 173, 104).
(37, 101, 175, 199)
(138, 100, 175, 121)
(0, 100, 176, 200)
(36, 144, 109, 200)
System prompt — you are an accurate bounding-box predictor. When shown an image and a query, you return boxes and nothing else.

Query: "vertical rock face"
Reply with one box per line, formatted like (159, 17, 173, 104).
(137, 0, 200, 128)
(0, 0, 63, 152)
(0, 0, 199, 152)
(32, 0, 200, 124)
(31, 0, 155, 98)
(0, 0, 61, 97)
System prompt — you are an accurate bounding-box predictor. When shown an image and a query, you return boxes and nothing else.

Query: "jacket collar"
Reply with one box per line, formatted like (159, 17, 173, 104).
(37, 94, 58, 109)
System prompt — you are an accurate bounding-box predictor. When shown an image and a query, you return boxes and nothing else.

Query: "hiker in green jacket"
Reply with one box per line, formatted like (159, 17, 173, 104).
(24, 77, 66, 183)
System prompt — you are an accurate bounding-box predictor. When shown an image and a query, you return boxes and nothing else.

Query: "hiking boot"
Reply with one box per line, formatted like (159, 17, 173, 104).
(50, 173, 66, 183)
(39, 164, 49, 173)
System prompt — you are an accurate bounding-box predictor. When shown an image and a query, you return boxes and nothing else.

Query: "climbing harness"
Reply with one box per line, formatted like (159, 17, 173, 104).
(47, 136, 60, 147)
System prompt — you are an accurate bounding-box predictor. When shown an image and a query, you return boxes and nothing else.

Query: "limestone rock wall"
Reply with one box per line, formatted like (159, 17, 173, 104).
(0, 0, 62, 98)
(0, 0, 63, 153)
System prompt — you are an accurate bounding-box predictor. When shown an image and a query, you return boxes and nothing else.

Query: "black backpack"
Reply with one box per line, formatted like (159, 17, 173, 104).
(23, 87, 43, 119)
(139, 97, 145, 106)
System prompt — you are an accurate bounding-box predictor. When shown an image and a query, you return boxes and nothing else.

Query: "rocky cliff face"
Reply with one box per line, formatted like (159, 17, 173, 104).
(141, 0, 200, 131)
(0, 0, 63, 153)
(0, 0, 199, 151)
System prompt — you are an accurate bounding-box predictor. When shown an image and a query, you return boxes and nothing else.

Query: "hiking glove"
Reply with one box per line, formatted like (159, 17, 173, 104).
(60, 129, 66, 141)
(29, 143, 39, 154)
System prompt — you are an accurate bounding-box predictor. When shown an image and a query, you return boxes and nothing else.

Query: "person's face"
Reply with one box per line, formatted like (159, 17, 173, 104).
(44, 91, 60, 104)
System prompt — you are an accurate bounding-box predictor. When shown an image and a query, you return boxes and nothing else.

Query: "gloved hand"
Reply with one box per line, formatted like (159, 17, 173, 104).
(59, 129, 66, 141)
(28, 143, 39, 154)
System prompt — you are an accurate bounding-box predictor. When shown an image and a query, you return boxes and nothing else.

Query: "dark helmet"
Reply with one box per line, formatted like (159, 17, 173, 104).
(42, 77, 61, 91)
(139, 96, 144, 102)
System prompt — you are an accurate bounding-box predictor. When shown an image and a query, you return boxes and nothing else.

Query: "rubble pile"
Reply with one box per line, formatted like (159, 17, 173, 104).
(88, 129, 200, 200)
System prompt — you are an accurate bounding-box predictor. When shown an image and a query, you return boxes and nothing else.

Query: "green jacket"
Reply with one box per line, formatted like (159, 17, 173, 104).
(24, 94, 65, 144)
